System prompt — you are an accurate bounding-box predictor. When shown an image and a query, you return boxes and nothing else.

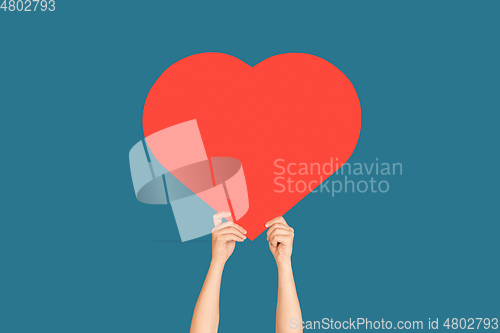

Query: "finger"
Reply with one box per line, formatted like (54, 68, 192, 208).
(221, 234, 246, 243)
(267, 224, 292, 234)
(270, 235, 291, 247)
(213, 212, 232, 227)
(267, 228, 293, 242)
(265, 216, 288, 228)
(266, 226, 291, 241)
(266, 224, 293, 240)
(212, 221, 247, 234)
(217, 227, 247, 240)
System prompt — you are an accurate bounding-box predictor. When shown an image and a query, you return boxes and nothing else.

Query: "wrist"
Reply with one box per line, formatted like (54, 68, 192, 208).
(276, 259, 292, 272)
(210, 260, 226, 271)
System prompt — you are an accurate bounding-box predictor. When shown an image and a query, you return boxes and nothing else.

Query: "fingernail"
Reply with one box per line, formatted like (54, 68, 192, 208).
(243, 230, 247, 234)
(265, 223, 268, 227)
(244, 236, 247, 239)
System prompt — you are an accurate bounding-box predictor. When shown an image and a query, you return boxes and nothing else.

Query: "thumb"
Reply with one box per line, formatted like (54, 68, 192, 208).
(212, 211, 232, 227)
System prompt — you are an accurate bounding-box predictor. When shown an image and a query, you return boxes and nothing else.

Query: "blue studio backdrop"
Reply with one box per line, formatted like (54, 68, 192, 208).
(1, 1, 499, 332)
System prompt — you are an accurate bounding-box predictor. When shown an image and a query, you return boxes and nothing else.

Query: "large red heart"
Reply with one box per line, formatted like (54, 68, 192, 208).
(143, 52, 361, 240)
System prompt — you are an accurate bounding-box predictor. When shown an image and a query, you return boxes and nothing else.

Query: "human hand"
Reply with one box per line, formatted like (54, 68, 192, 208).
(266, 216, 295, 266)
(211, 212, 247, 265)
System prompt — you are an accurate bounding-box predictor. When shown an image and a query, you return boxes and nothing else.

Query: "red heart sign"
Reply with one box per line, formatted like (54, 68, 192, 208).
(143, 52, 361, 240)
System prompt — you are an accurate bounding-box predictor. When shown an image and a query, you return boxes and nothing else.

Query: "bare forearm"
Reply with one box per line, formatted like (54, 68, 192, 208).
(276, 262, 302, 333)
(190, 262, 225, 333)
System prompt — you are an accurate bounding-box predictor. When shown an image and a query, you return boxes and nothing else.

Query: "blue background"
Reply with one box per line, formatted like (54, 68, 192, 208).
(1, 1, 499, 332)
